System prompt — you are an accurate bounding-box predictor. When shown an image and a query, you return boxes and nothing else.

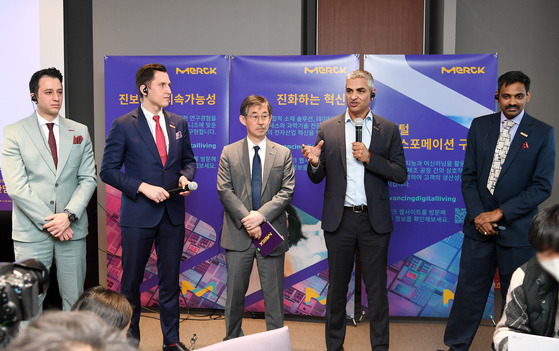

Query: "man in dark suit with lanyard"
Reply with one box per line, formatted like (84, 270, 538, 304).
(444, 71, 556, 350)
(100, 63, 196, 351)
(302, 69, 407, 351)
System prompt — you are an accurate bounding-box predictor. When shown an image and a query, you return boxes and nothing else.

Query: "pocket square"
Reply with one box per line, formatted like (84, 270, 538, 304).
(176, 131, 183, 139)
(73, 135, 83, 144)
(521, 142, 529, 149)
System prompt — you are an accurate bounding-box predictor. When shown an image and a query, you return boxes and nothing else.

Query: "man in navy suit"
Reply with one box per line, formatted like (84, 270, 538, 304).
(444, 71, 556, 350)
(100, 63, 196, 351)
(302, 70, 407, 351)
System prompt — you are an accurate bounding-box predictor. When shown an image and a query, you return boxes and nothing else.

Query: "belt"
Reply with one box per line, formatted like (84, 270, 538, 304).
(344, 205, 367, 213)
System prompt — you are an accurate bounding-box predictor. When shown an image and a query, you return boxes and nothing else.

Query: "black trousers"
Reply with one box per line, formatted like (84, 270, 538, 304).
(120, 209, 185, 346)
(324, 208, 391, 351)
(444, 235, 535, 350)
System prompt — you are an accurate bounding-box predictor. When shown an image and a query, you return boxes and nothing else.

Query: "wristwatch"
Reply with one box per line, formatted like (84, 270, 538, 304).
(64, 209, 78, 222)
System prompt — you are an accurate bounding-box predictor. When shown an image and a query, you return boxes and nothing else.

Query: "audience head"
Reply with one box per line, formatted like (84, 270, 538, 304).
(7, 311, 138, 351)
(71, 286, 133, 330)
(529, 204, 559, 280)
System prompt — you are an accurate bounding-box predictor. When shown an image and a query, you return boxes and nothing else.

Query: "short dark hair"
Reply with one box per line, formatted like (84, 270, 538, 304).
(72, 286, 133, 330)
(497, 71, 531, 94)
(529, 204, 559, 252)
(135, 63, 167, 96)
(29, 67, 63, 97)
(240, 95, 272, 116)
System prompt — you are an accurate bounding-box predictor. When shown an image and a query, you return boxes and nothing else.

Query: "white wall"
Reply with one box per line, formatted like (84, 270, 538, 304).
(455, 0, 559, 206)
(0, 0, 64, 165)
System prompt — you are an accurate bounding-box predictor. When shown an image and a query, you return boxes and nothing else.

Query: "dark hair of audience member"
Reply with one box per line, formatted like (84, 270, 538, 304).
(529, 204, 559, 252)
(71, 286, 133, 330)
(7, 311, 138, 351)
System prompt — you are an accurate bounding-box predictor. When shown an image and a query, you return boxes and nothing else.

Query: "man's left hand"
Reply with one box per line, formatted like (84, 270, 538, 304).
(474, 209, 504, 236)
(178, 176, 191, 197)
(352, 142, 370, 163)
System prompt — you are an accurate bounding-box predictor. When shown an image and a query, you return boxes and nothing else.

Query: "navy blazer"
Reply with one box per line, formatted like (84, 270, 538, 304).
(100, 107, 196, 228)
(461, 112, 555, 246)
(308, 113, 407, 234)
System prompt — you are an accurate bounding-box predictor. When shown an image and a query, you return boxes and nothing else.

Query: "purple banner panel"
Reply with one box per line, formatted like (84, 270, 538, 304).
(361, 54, 498, 318)
(230, 55, 359, 317)
(104, 55, 230, 309)
(0, 171, 11, 210)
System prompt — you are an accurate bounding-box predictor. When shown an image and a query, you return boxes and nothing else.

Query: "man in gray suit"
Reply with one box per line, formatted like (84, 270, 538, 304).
(1, 67, 97, 312)
(217, 95, 295, 340)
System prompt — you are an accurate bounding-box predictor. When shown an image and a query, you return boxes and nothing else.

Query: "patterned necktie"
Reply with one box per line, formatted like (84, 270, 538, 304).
(153, 115, 167, 166)
(251, 146, 262, 210)
(46, 123, 58, 168)
(487, 119, 515, 194)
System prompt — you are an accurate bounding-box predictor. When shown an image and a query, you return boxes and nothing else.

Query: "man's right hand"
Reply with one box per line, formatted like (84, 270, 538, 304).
(301, 140, 324, 167)
(138, 182, 170, 203)
(57, 227, 74, 241)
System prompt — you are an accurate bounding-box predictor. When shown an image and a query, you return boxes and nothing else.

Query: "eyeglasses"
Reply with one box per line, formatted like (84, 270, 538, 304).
(246, 114, 270, 122)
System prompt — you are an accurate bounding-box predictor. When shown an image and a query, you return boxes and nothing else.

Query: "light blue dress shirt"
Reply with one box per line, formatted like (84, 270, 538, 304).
(344, 109, 373, 207)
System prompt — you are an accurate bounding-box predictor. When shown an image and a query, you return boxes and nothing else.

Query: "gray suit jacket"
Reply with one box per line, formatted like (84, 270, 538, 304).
(1, 113, 97, 242)
(217, 137, 295, 255)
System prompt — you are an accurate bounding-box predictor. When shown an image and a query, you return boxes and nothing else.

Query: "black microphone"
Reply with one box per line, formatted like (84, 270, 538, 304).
(355, 118, 364, 143)
(167, 182, 198, 194)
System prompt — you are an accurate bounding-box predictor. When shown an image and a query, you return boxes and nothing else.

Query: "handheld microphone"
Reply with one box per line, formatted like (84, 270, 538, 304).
(355, 118, 364, 143)
(167, 182, 198, 194)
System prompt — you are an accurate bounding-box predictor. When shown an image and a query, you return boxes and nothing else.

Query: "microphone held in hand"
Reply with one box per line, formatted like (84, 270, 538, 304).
(167, 182, 198, 195)
(355, 118, 364, 143)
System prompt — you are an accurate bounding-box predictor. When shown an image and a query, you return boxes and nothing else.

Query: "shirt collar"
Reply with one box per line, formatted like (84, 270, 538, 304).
(141, 104, 163, 120)
(36, 112, 60, 126)
(344, 109, 373, 124)
(500, 109, 524, 125)
(247, 137, 267, 150)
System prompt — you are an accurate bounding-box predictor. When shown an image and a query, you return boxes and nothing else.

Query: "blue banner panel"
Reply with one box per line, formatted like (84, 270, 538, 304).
(230, 55, 359, 316)
(362, 54, 498, 318)
(104, 55, 230, 308)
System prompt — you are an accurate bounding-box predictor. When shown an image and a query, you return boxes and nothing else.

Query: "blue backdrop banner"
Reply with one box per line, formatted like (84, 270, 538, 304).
(362, 54, 498, 318)
(229, 54, 359, 316)
(104, 55, 230, 309)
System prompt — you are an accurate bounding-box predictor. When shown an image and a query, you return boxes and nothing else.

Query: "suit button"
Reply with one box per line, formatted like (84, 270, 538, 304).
(50, 201, 54, 204)
(55, 183, 59, 187)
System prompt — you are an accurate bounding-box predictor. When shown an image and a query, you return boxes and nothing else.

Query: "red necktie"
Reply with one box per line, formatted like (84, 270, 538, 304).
(46, 123, 58, 168)
(153, 115, 167, 166)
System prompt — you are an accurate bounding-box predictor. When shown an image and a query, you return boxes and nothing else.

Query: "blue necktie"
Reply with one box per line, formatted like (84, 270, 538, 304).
(251, 146, 262, 210)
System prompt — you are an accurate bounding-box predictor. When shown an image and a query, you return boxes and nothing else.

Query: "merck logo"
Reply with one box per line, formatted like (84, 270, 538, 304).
(441, 66, 485, 74)
(176, 67, 217, 75)
(304, 66, 347, 74)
